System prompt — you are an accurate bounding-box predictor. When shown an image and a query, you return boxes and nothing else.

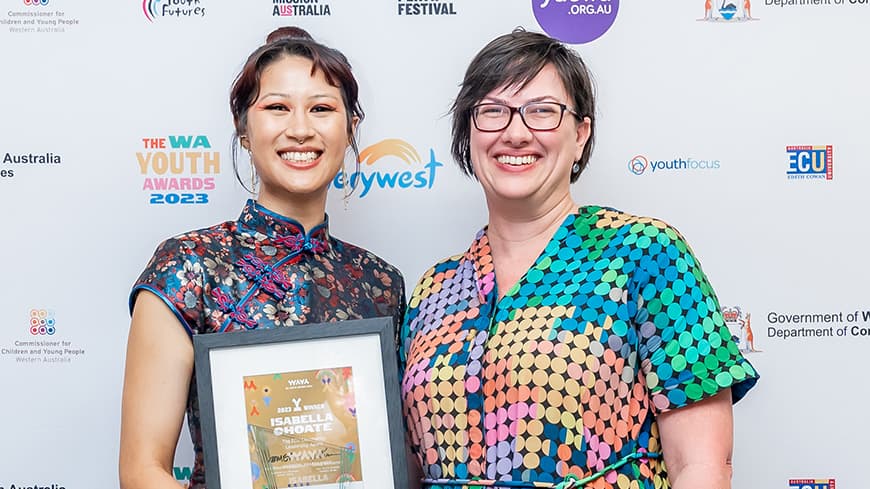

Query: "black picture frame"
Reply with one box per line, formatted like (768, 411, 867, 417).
(193, 316, 409, 489)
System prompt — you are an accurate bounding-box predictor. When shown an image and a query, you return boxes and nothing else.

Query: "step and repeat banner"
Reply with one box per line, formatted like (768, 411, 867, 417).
(1, 1, 867, 488)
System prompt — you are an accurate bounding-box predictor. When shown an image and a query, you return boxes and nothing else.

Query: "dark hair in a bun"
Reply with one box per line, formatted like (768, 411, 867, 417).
(265, 26, 313, 44)
(229, 26, 363, 193)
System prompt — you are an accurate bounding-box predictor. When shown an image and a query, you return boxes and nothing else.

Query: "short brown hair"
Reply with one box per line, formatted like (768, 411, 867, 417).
(451, 28, 596, 183)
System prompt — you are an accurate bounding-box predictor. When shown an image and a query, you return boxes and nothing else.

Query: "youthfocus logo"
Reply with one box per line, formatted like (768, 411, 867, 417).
(143, 0, 206, 22)
(136, 135, 221, 205)
(332, 139, 443, 198)
(698, 0, 758, 22)
(533, 0, 618, 44)
(628, 154, 720, 175)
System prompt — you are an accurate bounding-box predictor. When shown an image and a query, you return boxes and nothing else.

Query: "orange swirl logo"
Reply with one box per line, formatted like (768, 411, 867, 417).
(359, 139, 422, 166)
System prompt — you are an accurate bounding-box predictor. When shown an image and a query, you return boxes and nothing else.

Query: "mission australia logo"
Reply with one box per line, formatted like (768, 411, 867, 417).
(272, 0, 331, 16)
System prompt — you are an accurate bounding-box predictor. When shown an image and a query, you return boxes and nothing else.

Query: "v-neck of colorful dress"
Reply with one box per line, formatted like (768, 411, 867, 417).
(399, 206, 757, 489)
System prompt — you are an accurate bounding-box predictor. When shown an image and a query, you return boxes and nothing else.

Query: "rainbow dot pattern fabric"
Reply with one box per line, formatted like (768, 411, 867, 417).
(399, 206, 758, 488)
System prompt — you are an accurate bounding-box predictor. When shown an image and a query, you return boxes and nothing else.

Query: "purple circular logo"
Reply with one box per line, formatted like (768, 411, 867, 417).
(532, 0, 619, 45)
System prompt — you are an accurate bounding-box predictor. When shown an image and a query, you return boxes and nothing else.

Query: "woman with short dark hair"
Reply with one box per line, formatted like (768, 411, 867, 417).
(400, 29, 757, 489)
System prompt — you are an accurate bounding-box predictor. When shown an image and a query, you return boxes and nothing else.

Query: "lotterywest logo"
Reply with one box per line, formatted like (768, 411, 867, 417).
(397, 0, 457, 15)
(722, 305, 761, 353)
(29, 309, 56, 335)
(1, 151, 62, 179)
(332, 139, 443, 198)
(698, 0, 758, 22)
(628, 154, 720, 175)
(136, 135, 220, 205)
(789, 479, 836, 489)
(786, 145, 833, 181)
(142, 0, 206, 22)
(533, 0, 618, 44)
(273, 0, 331, 17)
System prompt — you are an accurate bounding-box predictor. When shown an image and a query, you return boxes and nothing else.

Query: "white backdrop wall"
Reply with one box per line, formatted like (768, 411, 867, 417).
(1, 1, 867, 488)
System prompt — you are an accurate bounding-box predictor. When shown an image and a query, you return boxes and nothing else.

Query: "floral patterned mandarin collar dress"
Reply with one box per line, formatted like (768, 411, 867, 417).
(400, 206, 757, 489)
(130, 199, 405, 489)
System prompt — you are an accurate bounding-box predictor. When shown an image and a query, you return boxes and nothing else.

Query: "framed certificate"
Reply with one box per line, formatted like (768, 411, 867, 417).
(193, 316, 409, 489)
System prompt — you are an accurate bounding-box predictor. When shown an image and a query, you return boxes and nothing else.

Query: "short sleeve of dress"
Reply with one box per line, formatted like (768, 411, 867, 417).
(129, 237, 206, 335)
(631, 223, 758, 414)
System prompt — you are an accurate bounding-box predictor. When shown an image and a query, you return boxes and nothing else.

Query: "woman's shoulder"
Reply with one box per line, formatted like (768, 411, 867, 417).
(576, 205, 691, 244)
(578, 205, 676, 230)
(156, 219, 238, 253)
(330, 237, 405, 280)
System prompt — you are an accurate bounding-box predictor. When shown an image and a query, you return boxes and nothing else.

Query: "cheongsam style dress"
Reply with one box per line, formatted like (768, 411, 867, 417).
(399, 206, 758, 489)
(129, 199, 405, 489)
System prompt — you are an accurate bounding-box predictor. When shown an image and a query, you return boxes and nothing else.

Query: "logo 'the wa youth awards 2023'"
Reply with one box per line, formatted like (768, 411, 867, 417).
(136, 134, 221, 205)
(331, 139, 443, 198)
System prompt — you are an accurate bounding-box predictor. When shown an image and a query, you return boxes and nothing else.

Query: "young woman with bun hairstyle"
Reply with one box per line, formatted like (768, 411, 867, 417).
(119, 27, 405, 489)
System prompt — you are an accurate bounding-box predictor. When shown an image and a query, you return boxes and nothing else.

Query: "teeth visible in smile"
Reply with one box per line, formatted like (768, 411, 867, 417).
(497, 155, 537, 166)
(280, 151, 318, 162)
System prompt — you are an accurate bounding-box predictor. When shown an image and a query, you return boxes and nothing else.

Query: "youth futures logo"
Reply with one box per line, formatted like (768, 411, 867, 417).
(332, 139, 443, 198)
(698, 0, 758, 22)
(143, 0, 206, 22)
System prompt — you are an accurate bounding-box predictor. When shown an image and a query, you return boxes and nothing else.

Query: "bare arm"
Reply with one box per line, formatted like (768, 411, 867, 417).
(658, 388, 734, 489)
(119, 290, 194, 489)
(406, 440, 423, 489)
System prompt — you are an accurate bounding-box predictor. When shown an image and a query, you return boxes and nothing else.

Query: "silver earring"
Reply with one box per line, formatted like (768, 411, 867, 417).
(247, 149, 257, 194)
(342, 160, 351, 211)
(572, 162, 580, 174)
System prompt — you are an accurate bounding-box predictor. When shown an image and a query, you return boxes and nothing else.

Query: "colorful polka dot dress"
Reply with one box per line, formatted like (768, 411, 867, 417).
(399, 206, 758, 488)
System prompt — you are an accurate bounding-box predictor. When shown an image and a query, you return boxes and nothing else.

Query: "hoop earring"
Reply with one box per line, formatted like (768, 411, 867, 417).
(247, 149, 257, 194)
(342, 159, 351, 211)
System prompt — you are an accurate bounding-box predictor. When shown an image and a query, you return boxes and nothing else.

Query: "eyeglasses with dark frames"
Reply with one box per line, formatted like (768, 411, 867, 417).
(471, 101, 582, 132)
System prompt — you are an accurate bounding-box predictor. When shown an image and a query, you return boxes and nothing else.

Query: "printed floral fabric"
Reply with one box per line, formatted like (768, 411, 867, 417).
(130, 199, 405, 488)
(399, 206, 758, 489)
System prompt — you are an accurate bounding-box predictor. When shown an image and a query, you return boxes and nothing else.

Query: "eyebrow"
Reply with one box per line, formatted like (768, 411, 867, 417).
(481, 95, 559, 104)
(258, 92, 339, 101)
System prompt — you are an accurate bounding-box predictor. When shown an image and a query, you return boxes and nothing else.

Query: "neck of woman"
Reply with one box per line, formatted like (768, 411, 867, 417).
(486, 195, 577, 248)
(485, 196, 578, 298)
(256, 191, 328, 233)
